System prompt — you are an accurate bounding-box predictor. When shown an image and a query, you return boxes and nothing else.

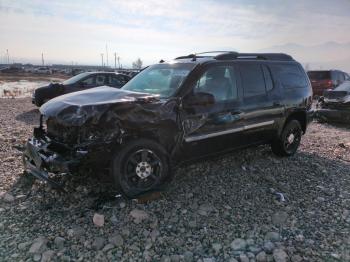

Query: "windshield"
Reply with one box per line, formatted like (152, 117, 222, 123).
(62, 72, 91, 85)
(122, 63, 196, 97)
(334, 80, 350, 92)
(307, 71, 331, 80)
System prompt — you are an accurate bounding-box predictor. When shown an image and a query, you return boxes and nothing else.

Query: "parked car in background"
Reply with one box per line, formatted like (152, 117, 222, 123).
(307, 70, 349, 97)
(24, 51, 313, 197)
(32, 71, 131, 106)
(35, 67, 51, 74)
(316, 80, 350, 123)
(0, 66, 23, 73)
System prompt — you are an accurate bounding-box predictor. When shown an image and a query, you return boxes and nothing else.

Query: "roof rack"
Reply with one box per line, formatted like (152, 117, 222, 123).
(175, 51, 237, 61)
(175, 51, 294, 61)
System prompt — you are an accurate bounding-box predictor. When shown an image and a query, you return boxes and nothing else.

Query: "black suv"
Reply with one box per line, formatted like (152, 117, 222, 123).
(32, 71, 131, 106)
(23, 52, 313, 197)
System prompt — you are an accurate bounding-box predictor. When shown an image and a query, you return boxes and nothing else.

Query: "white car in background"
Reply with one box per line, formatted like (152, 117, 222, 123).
(35, 67, 51, 74)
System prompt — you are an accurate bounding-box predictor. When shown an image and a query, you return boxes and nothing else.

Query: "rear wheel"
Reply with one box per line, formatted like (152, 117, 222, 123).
(271, 120, 302, 156)
(112, 139, 171, 198)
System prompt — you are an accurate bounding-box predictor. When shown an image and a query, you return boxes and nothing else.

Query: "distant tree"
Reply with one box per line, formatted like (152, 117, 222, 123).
(132, 58, 143, 69)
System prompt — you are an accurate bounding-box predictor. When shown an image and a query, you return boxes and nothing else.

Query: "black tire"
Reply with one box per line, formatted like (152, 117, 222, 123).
(34, 98, 43, 107)
(111, 138, 171, 198)
(271, 120, 302, 157)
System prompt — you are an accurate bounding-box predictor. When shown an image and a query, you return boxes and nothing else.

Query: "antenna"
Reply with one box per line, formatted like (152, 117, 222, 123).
(100, 53, 104, 67)
(41, 53, 45, 66)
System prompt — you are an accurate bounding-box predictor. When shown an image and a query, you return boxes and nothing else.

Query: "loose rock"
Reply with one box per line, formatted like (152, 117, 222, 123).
(256, 251, 267, 262)
(41, 250, 55, 262)
(92, 237, 105, 250)
(93, 213, 105, 227)
(29, 237, 48, 254)
(273, 249, 288, 262)
(230, 238, 247, 251)
(130, 209, 149, 223)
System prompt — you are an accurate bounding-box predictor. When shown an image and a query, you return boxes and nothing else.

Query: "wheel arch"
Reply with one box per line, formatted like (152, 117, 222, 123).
(281, 111, 307, 134)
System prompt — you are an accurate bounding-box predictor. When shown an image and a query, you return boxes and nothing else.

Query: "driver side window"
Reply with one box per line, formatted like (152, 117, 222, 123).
(81, 76, 95, 87)
(194, 65, 238, 102)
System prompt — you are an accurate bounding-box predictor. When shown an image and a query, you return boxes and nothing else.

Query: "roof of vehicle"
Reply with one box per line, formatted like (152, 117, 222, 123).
(171, 51, 295, 65)
(75, 71, 131, 77)
(83, 71, 127, 74)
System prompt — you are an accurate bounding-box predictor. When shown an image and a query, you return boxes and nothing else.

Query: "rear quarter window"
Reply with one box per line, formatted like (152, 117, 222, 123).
(271, 64, 308, 89)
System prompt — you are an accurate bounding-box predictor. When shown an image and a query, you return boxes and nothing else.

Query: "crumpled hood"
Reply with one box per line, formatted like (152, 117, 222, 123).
(40, 86, 159, 126)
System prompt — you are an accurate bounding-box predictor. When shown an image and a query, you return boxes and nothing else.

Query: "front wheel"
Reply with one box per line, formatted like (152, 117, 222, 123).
(271, 120, 302, 157)
(111, 139, 171, 198)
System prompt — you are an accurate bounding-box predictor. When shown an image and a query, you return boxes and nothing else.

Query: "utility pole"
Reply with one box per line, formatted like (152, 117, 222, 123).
(114, 52, 117, 69)
(41, 53, 45, 66)
(100, 53, 104, 67)
(6, 49, 9, 65)
(105, 44, 109, 67)
(117, 56, 120, 69)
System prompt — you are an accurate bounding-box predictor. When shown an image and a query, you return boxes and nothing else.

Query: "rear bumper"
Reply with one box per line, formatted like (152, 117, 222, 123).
(23, 137, 85, 188)
(315, 108, 350, 124)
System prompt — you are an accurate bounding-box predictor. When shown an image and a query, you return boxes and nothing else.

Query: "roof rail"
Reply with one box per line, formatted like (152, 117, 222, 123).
(175, 51, 237, 61)
(233, 53, 294, 61)
(175, 51, 294, 61)
(175, 54, 196, 60)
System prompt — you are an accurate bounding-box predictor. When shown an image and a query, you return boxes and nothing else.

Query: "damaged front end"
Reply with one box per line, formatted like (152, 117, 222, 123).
(23, 86, 180, 189)
(23, 114, 121, 189)
(315, 82, 350, 124)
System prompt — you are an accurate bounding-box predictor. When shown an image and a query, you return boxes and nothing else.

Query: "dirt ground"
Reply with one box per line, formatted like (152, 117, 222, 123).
(0, 98, 349, 261)
(0, 72, 68, 83)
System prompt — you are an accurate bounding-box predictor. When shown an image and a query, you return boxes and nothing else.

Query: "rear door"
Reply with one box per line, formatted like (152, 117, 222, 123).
(237, 61, 284, 144)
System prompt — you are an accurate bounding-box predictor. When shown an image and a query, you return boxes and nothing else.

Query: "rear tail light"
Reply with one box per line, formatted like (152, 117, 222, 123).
(326, 80, 333, 88)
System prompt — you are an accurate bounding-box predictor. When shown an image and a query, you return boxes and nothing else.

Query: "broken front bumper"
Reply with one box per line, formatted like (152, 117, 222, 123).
(23, 137, 85, 188)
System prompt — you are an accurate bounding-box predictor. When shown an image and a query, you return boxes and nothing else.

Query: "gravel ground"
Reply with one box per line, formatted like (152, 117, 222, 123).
(0, 98, 350, 262)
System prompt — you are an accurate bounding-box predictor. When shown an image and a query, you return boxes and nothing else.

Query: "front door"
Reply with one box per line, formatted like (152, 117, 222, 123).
(180, 64, 246, 160)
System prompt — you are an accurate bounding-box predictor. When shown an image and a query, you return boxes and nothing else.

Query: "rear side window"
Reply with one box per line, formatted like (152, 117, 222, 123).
(239, 64, 266, 97)
(273, 64, 308, 88)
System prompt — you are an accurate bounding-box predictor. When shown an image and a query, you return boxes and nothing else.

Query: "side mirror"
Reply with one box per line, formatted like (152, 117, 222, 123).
(185, 92, 215, 107)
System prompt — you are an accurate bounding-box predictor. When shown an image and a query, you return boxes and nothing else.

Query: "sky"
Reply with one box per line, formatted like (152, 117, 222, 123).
(0, 0, 350, 69)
